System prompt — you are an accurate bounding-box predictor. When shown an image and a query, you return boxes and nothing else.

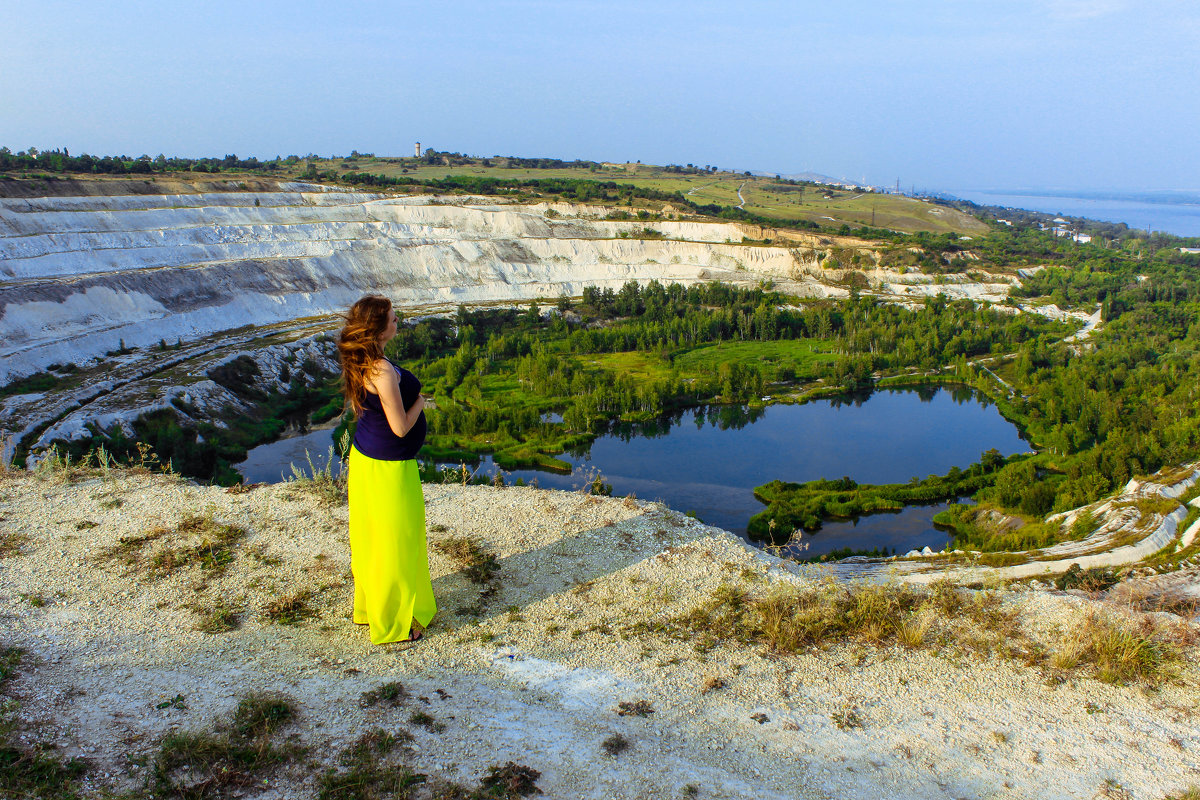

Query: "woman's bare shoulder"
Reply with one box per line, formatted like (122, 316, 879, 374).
(361, 357, 391, 391)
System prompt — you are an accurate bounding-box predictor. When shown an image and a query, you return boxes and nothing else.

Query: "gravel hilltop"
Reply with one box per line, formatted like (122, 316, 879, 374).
(1, 469, 1198, 800)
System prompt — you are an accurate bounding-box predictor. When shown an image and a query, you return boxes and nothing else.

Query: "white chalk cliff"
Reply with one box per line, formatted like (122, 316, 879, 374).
(0, 181, 1014, 384)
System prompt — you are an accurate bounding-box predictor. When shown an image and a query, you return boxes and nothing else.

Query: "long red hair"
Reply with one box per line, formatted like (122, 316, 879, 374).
(338, 295, 393, 416)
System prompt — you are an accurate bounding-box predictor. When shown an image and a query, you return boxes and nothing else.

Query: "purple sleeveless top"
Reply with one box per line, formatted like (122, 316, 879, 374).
(353, 360, 426, 461)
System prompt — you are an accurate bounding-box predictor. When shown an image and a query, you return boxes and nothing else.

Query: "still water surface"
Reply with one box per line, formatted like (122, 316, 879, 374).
(237, 387, 1029, 557)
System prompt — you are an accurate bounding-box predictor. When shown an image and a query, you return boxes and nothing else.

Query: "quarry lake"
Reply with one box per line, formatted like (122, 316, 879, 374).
(237, 387, 1030, 557)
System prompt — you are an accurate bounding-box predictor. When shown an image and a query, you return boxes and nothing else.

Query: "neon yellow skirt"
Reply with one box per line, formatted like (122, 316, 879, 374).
(348, 447, 437, 644)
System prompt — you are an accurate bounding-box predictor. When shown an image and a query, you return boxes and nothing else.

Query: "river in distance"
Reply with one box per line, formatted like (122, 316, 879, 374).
(236, 387, 1030, 558)
(949, 189, 1200, 237)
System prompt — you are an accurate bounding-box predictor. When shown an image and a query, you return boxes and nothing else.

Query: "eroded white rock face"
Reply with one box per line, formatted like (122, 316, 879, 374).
(0, 185, 1007, 383)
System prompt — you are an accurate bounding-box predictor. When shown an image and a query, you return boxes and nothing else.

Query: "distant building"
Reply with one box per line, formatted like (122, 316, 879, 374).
(1181, 247, 1200, 254)
(1073, 233, 1092, 244)
(415, 142, 421, 158)
(996, 219, 1013, 226)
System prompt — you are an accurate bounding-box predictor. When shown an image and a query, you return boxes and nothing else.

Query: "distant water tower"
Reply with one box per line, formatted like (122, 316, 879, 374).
(414, 142, 421, 158)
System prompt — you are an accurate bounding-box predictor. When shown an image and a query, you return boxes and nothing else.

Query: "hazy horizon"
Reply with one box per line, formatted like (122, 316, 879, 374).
(2, 0, 1197, 195)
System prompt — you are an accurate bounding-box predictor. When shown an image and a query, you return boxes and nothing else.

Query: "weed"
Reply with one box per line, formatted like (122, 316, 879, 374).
(408, 710, 446, 733)
(23, 594, 46, 608)
(155, 694, 188, 710)
(616, 700, 655, 717)
(75, 520, 97, 530)
(152, 692, 302, 796)
(247, 542, 283, 566)
(699, 676, 726, 694)
(477, 762, 543, 798)
(683, 784, 700, 797)
(0, 530, 28, 558)
(360, 682, 409, 708)
(434, 535, 501, 585)
(318, 728, 425, 800)
(264, 591, 317, 625)
(1165, 787, 1200, 800)
(191, 599, 240, 633)
(831, 705, 864, 730)
(285, 446, 348, 506)
(991, 731, 1009, 745)
(602, 733, 630, 756)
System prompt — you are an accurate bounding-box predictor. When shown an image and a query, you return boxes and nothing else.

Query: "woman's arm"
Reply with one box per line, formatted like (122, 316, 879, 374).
(367, 359, 425, 438)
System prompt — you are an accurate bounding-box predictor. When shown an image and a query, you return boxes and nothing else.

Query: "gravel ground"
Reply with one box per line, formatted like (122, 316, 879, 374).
(1, 469, 1198, 799)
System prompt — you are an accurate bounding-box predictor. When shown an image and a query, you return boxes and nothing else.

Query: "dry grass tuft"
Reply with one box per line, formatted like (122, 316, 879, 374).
(647, 578, 1192, 687)
(1056, 611, 1190, 685)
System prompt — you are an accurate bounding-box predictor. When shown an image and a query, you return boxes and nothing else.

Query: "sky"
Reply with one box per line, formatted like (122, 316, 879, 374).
(2, 0, 1198, 193)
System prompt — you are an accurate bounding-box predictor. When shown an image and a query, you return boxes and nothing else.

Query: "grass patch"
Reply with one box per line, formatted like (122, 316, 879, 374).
(751, 458, 1016, 540)
(97, 510, 248, 579)
(0, 530, 28, 559)
(831, 704, 864, 730)
(263, 590, 317, 625)
(1052, 611, 1192, 684)
(638, 579, 1192, 686)
(1, 647, 87, 800)
(0, 370, 70, 398)
(434, 535, 501, 586)
(408, 710, 446, 734)
(152, 692, 302, 797)
(317, 728, 424, 800)
(477, 762, 543, 798)
(601, 733, 630, 756)
(360, 682, 409, 708)
(191, 599, 241, 633)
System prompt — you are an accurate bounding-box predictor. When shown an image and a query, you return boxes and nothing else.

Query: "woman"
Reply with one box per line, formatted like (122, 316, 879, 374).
(338, 295, 435, 644)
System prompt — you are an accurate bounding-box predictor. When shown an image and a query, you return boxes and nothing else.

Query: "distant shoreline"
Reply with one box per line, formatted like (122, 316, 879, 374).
(948, 188, 1200, 236)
